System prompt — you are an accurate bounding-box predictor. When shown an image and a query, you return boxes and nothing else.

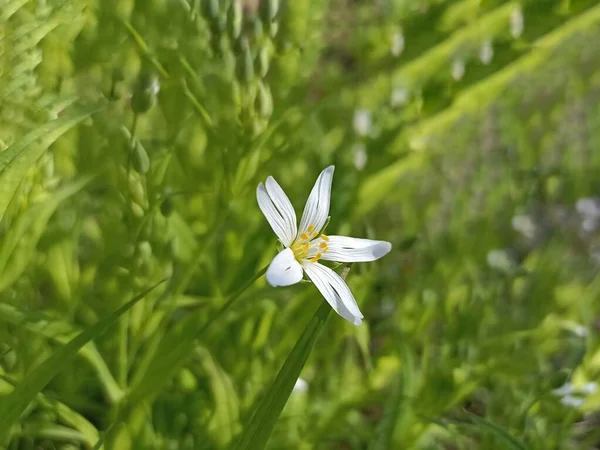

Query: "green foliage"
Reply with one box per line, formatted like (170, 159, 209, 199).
(2, 0, 600, 449)
(233, 301, 331, 450)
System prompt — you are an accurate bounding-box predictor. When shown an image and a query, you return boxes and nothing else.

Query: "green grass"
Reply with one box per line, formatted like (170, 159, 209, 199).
(1, 0, 600, 449)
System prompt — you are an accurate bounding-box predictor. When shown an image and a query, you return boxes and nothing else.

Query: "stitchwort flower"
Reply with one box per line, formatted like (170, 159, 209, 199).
(257, 166, 391, 326)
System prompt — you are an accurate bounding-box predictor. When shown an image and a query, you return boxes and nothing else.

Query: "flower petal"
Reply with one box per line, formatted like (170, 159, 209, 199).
(265, 176, 297, 242)
(298, 166, 334, 237)
(302, 262, 363, 326)
(266, 248, 304, 287)
(257, 181, 296, 246)
(321, 236, 391, 263)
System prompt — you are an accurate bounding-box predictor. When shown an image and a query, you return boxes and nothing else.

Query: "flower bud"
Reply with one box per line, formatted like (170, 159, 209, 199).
(251, 17, 264, 42)
(160, 195, 174, 217)
(255, 81, 273, 118)
(131, 71, 160, 114)
(228, 0, 243, 39)
(236, 37, 254, 85)
(257, 44, 271, 77)
(260, 0, 279, 23)
(129, 175, 146, 207)
(268, 21, 278, 38)
(132, 141, 150, 174)
(202, 0, 219, 19)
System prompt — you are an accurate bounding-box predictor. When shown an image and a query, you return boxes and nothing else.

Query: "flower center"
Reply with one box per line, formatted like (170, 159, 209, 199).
(290, 225, 329, 262)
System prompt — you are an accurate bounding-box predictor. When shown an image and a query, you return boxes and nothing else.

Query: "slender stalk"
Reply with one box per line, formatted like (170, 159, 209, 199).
(196, 264, 269, 337)
(101, 265, 269, 448)
(118, 113, 139, 389)
(233, 265, 353, 450)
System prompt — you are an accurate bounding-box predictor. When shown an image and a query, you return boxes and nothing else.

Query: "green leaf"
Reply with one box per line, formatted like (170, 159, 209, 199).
(0, 103, 103, 224)
(0, 374, 99, 447)
(369, 340, 415, 450)
(232, 301, 331, 450)
(0, 176, 93, 293)
(0, 302, 123, 403)
(0, 279, 166, 445)
(465, 410, 529, 450)
(197, 347, 240, 446)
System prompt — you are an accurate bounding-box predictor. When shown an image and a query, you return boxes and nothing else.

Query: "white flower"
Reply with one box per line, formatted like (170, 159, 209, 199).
(293, 378, 309, 393)
(353, 109, 372, 136)
(451, 58, 465, 81)
(390, 31, 405, 57)
(576, 197, 600, 219)
(257, 166, 392, 326)
(479, 39, 494, 65)
(582, 382, 598, 395)
(560, 395, 585, 408)
(352, 144, 367, 171)
(552, 382, 573, 397)
(486, 248, 518, 274)
(510, 7, 524, 38)
(511, 214, 537, 240)
(390, 86, 409, 107)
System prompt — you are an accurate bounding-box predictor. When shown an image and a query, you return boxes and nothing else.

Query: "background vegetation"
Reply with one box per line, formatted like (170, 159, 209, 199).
(1, 0, 600, 448)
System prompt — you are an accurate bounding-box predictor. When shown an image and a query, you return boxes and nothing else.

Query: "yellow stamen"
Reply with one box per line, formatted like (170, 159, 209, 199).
(309, 252, 322, 263)
(320, 234, 329, 241)
(310, 231, 318, 238)
(300, 233, 309, 240)
(319, 242, 327, 249)
(307, 225, 315, 233)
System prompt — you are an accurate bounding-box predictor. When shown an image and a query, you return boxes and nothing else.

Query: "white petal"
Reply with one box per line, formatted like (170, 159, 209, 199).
(560, 395, 584, 408)
(265, 176, 297, 242)
(298, 166, 334, 236)
(257, 182, 296, 246)
(266, 248, 303, 287)
(321, 236, 391, 263)
(302, 262, 363, 326)
(552, 382, 573, 397)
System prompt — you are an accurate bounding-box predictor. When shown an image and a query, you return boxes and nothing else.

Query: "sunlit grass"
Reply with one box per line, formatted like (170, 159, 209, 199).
(1, 0, 600, 449)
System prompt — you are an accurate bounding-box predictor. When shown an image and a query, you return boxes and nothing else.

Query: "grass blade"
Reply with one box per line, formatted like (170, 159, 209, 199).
(232, 301, 331, 450)
(0, 176, 93, 293)
(0, 279, 166, 444)
(369, 341, 416, 450)
(0, 103, 103, 223)
(465, 410, 528, 450)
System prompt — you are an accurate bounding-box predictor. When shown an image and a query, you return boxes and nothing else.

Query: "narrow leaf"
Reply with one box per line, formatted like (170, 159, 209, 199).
(369, 340, 415, 450)
(232, 301, 331, 450)
(0, 279, 166, 444)
(0, 176, 93, 293)
(0, 302, 123, 403)
(0, 103, 103, 223)
(465, 410, 528, 450)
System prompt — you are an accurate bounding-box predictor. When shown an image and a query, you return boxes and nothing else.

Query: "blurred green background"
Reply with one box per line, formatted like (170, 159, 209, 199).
(2, 0, 600, 448)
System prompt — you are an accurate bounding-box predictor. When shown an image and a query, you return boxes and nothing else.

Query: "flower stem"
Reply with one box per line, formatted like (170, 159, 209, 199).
(233, 263, 353, 450)
(196, 264, 268, 337)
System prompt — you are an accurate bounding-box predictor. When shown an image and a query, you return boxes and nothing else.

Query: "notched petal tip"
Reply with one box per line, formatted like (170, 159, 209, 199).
(302, 262, 364, 326)
(320, 236, 392, 263)
(350, 315, 363, 326)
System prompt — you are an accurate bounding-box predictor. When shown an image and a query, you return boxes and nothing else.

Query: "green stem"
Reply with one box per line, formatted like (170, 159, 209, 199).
(117, 313, 129, 389)
(127, 113, 138, 173)
(197, 264, 268, 336)
(118, 114, 139, 389)
(232, 265, 353, 450)
(101, 265, 269, 448)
